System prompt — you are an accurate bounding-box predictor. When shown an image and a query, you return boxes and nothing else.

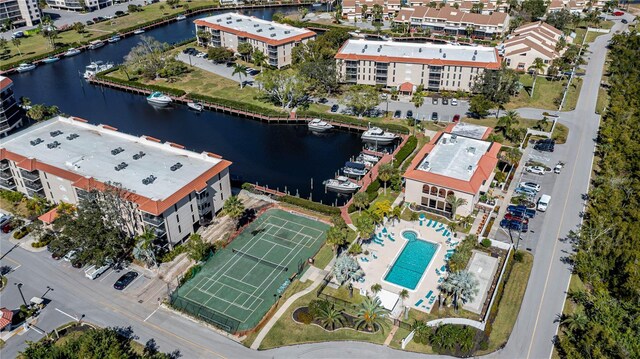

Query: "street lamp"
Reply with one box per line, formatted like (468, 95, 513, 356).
(42, 286, 54, 298)
(14, 282, 28, 307)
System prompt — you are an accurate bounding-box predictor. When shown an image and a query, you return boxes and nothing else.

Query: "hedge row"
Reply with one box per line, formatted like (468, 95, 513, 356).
(297, 110, 410, 134)
(279, 195, 341, 216)
(393, 135, 418, 169)
(187, 93, 289, 117)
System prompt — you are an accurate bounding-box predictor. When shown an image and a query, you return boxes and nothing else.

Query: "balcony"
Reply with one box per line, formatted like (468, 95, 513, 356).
(0, 170, 12, 179)
(143, 215, 165, 227)
(150, 225, 166, 238)
(0, 178, 16, 190)
(26, 187, 44, 197)
(20, 170, 40, 182)
(25, 180, 43, 191)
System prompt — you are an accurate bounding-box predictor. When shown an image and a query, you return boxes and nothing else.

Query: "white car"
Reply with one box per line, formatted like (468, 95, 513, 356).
(519, 181, 541, 192)
(63, 250, 77, 262)
(195, 52, 206, 58)
(525, 166, 546, 175)
(554, 164, 563, 174)
(451, 98, 458, 106)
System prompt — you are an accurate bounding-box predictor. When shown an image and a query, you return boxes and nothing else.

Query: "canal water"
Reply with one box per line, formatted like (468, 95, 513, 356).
(6, 6, 362, 205)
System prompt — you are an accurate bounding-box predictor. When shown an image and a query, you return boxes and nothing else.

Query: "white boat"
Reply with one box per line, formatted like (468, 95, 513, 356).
(147, 91, 172, 107)
(176, 14, 187, 21)
(360, 153, 380, 163)
(308, 118, 333, 132)
(354, 156, 375, 167)
(87, 40, 105, 50)
(65, 48, 81, 57)
(16, 63, 36, 72)
(361, 126, 397, 145)
(133, 29, 145, 35)
(187, 101, 203, 111)
(107, 35, 121, 43)
(323, 176, 361, 194)
(83, 61, 114, 79)
(41, 57, 60, 64)
(343, 167, 367, 177)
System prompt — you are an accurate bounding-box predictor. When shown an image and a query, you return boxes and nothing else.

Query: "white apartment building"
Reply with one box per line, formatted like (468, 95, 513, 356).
(335, 39, 501, 92)
(394, 5, 510, 39)
(409, 0, 509, 14)
(0, 0, 41, 27)
(403, 123, 500, 218)
(46, 0, 112, 12)
(341, 0, 401, 20)
(0, 116, 232, 245)
(503, 21, 565, 72)
(195, 13, 316, 68)
(0, 76, 24, 138)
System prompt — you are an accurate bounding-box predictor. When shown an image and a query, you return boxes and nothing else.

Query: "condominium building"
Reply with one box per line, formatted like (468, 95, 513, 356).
(0, 0, 41, 27)
(394, 5, 510, 39)
(503, 22, 565, 72)
(195, 13, 316, 68)
(45, 0, 112, 12)
(0, 76, 25, 138)
(408, 0, 509, 14)
(403, 122, 501, 218)
(341, 0, 401, 20)
(335, 39, 501, 92)
(0, 116, 232, 245)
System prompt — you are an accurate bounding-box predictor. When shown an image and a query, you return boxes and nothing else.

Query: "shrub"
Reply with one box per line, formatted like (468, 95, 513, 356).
(365, 179, 381, 202)
(0, 189, 24, 203)
(481, 238, 492, 248)
(179, 264, 202, 285)
(308, 299, 330, 319)
(241, 182, 254, 191)
(279, 195, 341, 216)
(160, 244, 187, 263)
(513, 250, 524, 262)
(12, 227, 30, 239)
(297, 310, 313, 324)
(393, 136, 418, 169)
(348, 242, 362, 255)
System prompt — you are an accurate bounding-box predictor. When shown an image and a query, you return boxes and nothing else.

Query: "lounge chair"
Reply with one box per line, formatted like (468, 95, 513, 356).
(431, 221, 438, 228)
(415, 299, 424, 306)
(449, 241, 459, 247)
(427, 219, 433, 227)
(388, 235, 395, 242)
(419, 220, 423, 226)
(442, 230, 449, 236)
(372, 253, 378, 259)
(446, 249, 455, 253)
(425, 290, 433, 299)
(429, 297, 436, 304)
(435, 269, 441, 275)
(440, 265, 447, 272)
(436, 226, 444, 232)
(358, 277, 365, 283)
(438, 277, 445, 283)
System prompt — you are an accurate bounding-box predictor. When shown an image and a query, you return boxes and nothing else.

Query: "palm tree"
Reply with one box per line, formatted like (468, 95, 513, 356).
(496, 110, 519, 136)
(355, 296, 388, 332)
(411, 92, 424, 132)
(529, 58, 547, 98)
(361, 4, 368, 20)
(11, 37, 21, 56)
(399, 289, 409, 319)
(501, 147, 522, 166)
(561, 312, 588, 333)
(370, 283, 382, 296)
(232, 64, 248, 89)
(252, 51, 267, 71)
(445, 194, 468, 219)
(390, 206, 402, 225)
(353, 192, 370, 213)
(222, 195, 245, 225)
(317, 303, 345, 330)
(377, 163, 394, 195)
(326, 225, 347, 254)
(135, 229, 157, 267)
(439, 270, 479, 311)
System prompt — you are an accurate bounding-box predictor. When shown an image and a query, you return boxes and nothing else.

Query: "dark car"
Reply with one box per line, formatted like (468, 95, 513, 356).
(115, 10, 125, 16)
(432, 97, 438, 105)
(442, 98, 449, 105)
(452, 114, 460, 122)
(330, 104, 339, 113)
(507, 205, 536, 218)
(317, 97, 328, 104)
(97, 16, 106, 22)
(500, 219, 529, 232)
(86, 20, 95, 25)
(393, 110, 402, 118)
(621, 19, 628, 24)
(114, 271, 139, 290)
(534, 139, 555, 152)
(1, 222, 14, 233)
(226, 61, 235, 67)
(504, 213, 528, 224)
(406, 110, 414, 118)
(182, 47, 195, 54)
(51, 250, 64, 260)
(71, 257, 84, 268)
(431, 112, 439, 121)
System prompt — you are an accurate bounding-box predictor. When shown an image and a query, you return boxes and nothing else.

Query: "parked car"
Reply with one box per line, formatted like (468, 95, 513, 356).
(63, 250, 77, 262)
(226, 61, 235, 67)
(613, 10, 624, 16)
(431, 112, 439, 121)
(330, 104, 339, 113)
(534, 139, 555, 152)
(71, 257, 84, 268)
(51, 250, 64, 260)
(504, 213, 528, 224)
(500, 219, 529, 232)
(519, 181, 541, 192)
(86, 20, 95, 25)
(515, 187, 537, 197)
(317, 97, 328, 104)
(393, 110, 402, 118)
(507, 205, 536, 218)
(1, 222, 14, 233)
(85, 262, 112, 280)
(442, 98, 449, 105)
(195, 52, 206, 58)
(452, 114, 460, 122)
(451, 98, 458, 106)
(553, 163, 563, 174)
(114, 271, 139, 290)
(406, 110, 414, 119)
(537, 194, 551, 212)
(525, 166, 546, 175)
(115, 10, 125, 16)
(432, 97, 438, 105)
(0, 214, 12, 228)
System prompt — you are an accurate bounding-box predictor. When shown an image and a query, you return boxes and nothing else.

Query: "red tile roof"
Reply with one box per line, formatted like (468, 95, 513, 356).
(399, 82, 414, 92)
(0, 76, 13, 91)
(38, 208, 59, 224)
(0, 307, 12, 330)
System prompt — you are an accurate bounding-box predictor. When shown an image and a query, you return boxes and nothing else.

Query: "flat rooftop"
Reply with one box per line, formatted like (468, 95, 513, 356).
(336, 39, 499, 66)
(1, 116, 225, 201)
(417, 133, 491, 181)
(449, 122, 491, 140)
(195, 13, 315, 43)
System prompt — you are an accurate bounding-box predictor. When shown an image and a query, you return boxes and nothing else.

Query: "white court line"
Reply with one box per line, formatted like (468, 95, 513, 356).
(55, 308, 79, 321)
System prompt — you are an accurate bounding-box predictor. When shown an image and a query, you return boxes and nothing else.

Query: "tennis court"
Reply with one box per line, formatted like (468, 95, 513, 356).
(170, 208, 329, 333)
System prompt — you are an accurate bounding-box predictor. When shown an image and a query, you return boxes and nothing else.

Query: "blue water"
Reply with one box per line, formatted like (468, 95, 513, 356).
(384, 230, 438, 290)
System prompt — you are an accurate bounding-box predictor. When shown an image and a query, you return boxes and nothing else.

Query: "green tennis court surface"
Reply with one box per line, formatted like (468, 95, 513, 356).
(170, 208, 329, 333)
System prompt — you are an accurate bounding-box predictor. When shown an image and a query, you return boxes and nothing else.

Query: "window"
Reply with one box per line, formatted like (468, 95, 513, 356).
(430, 186, 438, 196)
(422, 184, 430, 193)
(438, 188, 446, 198)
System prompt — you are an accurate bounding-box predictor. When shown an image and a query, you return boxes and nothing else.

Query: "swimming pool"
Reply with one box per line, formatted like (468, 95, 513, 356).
(383, 230, 438, 290)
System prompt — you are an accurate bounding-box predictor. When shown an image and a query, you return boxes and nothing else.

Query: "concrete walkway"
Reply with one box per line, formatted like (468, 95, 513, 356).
(250, 276, 323, 349)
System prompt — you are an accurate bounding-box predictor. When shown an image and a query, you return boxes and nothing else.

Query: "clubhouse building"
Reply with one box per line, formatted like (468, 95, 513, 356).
(195, 13, 316, 68)
(335, 39, 501, 92)
(403, 122, 500, 218)
(0, 116, 232, 245)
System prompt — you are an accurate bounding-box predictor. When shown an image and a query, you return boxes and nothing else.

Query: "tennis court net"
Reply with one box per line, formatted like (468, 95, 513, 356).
(232, 248, 288, 272)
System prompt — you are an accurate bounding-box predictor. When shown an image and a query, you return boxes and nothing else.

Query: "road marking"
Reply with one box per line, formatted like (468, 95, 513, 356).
(99, 268, 117, 282)
(144, 306, 159, 322)
(526, 115, 588, 359)
(28, 324, 44, 334)
(55, 308, 79, 321)
(10, 264, 21, 272)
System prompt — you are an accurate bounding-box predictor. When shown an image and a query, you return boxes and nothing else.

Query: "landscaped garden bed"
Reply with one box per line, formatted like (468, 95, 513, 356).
(291, 306, 380, 333)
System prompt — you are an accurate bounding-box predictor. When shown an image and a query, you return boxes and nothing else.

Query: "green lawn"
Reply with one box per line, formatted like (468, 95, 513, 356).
(585, 30, 608, 44)
(552, 122, 569, 144)
(506, 75, 582, 112)
(313, 245, 334, 270)
(389, 326, 437, 354)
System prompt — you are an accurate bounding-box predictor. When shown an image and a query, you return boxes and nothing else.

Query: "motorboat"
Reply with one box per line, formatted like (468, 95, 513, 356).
(343, 161, 367, 177)
(176, 14, 187, 21)
(133, 29, 145, 35)
(360, 153, 380, 163)
(83, 61, 114, 79)
(147, 91, 172, 107)
(187, 101, 204, 111)
(361, 126, 397, 145)
(87, 40, 105, 50)
(64, 48, 81, 57)
(16, 63, 36, 72)
(41, 57, 60, 64)
(107, 35, 121, 43)
(354, 156, 375, 167)
(323, 176, 361, 194)
(308, 118, 333, 132)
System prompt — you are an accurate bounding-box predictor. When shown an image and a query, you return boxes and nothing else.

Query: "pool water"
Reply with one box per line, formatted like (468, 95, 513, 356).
(384, 230, 438, 290)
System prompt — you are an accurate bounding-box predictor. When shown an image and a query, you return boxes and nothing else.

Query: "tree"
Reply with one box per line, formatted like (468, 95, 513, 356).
(377, 163, 394, 195)
(529, 57, 547, 97)
(496, 110, 519, 136)
(166, 0, 180, 8)
(252, 50, 267, 71)
(370, 283, 382, 295)
(353, 192, 370, 213)
(298, 7, 309, 19)
(332, 255, 364, 284)
(124, 36, 170, 80)
(445, 194, 468, 219)
(470, 2, 484, 13)
(0, 38, 7, 55)
(340, 85, 380, 116)
(501, 147, 522, 166)
(468, 94, 493, 118)
(411, 92, 424, 126)
(545, 9, 572, 31)
(371, 4, 383, 23)
(326, 224, 348, 254)
(521, 0, 547, 20)
(355, 296, 388, 332)
(370, 200, 392, 223)
(222, 196, 245, 226)
(186, 233, 210, 262)
(439, 270, 479, 311)
(3, 18, 12, 31)
(354, 212, 376, 238)
(207, 47, 234, 63)
(256, 69, 309, 109)
(237, 42, 253, 62)
(73, 22, 86, 34)
(399, 289, 410, 319)
(128, 4, 140, 12)
(561, 312, 589, 333)
(231, 63, 248, 89)
(316, 302, 345, 330)
(472, 65, 520, 107)
(134, 229, 157, 267)
(361, 4, 368, 19)
(196, 30, 211, 46)
(298, 58, 339, 95)
(11, 37, 21, 56)
(27, 104, 46, 121)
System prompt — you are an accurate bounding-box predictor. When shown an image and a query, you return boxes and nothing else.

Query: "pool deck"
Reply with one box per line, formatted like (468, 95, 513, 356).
(354, 218, 460, 314)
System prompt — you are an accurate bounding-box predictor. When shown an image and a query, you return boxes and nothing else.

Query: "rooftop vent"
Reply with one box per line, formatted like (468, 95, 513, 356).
(236, 18, 242, 22)
(472, 55, 476, 61)
(114, 162, 128, 171)
(474, 49, 478, 55)
(450, 134, 458, 143)
(284, 30, 290, 34)
(419, 48, 422, 52)
(442, 53, 446, 58)
(216, 18, 222, 22)
(361, 48, 365, 53)
(268, 26, 275, 30)
(439, 48, 442, 53)
(47, 141, 61, 149)
(419, 161, 430, 171)
(254, 24, 260, 27)
(257, 28, 263, 32)
(30, 138, 44, 146)
(66, 133, 79, 141)
(170, 162, 183, 171)
(111, 147, 124, 156)
(50, 130, 63, 137)
(467, 146, 476, 154)
(377, 47, 381, 52)
(132, 151, 146, 160)
(442, 138, 448, 145)
(142, 175, 157, 185)
(226, 16, 231, 20)
(467, 165, 473, 172)
(270, 33, 276, 37)
(364, 44, 368, 49)
(226, 21, 232, 24)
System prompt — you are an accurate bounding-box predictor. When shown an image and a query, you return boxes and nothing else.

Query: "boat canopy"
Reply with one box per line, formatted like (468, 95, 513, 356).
(345, 161, 366, 170)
